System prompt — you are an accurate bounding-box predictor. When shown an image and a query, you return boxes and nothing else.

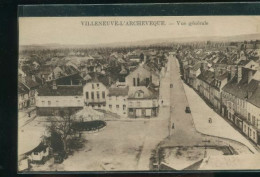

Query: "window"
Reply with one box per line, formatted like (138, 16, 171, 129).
(97, 83, 99, 88)
(137, 78, 140, 86)
(252, 116, 256, 126)
(48, 101, 51, 105)
(116, 105, 119, 109)
(102, 91, 105, 99)
(91, 92, 94, 99)
(146, 78, 150, 86)
(109, 105, 112, 109)
(253, 131, 256, 139)
(133, 78, 136, 86)
(86, 92, 89, 99)
(123, 105, 126, 110)
(248, 113, 251, 122)
(34, 152, 38, 155)
(92, 84, 94, 89)
(97, 91, 100, 99)
(98, 104, 101, 108)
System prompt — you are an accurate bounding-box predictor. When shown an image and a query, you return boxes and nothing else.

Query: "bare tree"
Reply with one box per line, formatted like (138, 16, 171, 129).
(48, 110, 77, 154)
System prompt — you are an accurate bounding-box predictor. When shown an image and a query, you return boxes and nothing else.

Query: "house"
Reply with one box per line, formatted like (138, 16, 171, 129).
(125, 64, 160, 87)
(18, 82, 29, 109)
(36, 81, 84, 116)
(106, 86, 129, 117)
(222, 67, 259, 138)
(26, 142, 50, 164)
(127, 86, 159, 118)
(47, 73, 84, 86)
(197, 70, 215, 103)
(83, 75, 108, 109)
(188, 62, 201, 90)
(18, 76, 40, 109)
(246, 85, 260, 144)
(210, 72, 228, 113)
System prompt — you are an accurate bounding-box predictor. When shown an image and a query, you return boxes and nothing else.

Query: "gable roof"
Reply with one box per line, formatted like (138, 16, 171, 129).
(222, 77, 259, 100)
(22, 76, 40, 89)
(18, 82, 29, 94)
(247, 82, 260, 108)
(108, 86, 129, 97)
(197, 70, 215, 85)
(128, 86, 159, 99)
(37, 84, 83, 96)
(87, 72, 111, 87)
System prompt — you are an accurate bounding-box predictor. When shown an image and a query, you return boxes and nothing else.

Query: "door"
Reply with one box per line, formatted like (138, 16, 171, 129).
(136, 109, 142, 117)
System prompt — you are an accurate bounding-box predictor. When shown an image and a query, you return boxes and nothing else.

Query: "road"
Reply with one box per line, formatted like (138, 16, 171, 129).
(29, 54, 254, 172)
(157, 54, 254, 169)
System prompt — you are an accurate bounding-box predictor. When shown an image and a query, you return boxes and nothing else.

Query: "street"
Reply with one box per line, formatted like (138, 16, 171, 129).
(26, 54, 256, 171)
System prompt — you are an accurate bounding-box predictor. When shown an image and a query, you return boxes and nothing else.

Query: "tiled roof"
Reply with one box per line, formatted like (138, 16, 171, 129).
(88, 72, 111, 87)
(215, 72, 228, 81)
(247, 83, 260, 108)
(222, 76, 259, 100)
(197, 70, 215, 85)
(18, 82, 29, 94)
(128, 86, 158, 99)
(108, 86, 129, 97)
(37, 84, 83, 96)
(191, 62, 201, 71)
(23, 76, 40, 89)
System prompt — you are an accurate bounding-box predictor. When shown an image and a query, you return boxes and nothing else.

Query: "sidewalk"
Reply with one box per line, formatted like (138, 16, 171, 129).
(182, 82, 259, 154)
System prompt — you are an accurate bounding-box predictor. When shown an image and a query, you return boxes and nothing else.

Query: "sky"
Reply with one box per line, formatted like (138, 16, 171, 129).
(19, 16, 260, 45)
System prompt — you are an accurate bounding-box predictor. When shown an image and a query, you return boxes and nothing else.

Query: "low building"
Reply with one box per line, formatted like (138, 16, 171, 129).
(36, 82, 84, 116)
(127, 86, 159, 118)
(26, 142, 50, 164)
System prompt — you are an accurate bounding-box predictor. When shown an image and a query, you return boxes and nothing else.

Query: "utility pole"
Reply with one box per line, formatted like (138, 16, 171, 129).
(202, 138, 210, 158)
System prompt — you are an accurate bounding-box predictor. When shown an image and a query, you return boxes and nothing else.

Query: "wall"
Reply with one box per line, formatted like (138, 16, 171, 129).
(36, 95, 84, 107)
(126, 66, 160, 87)
(106, 95, 128, 117)
(83, 82, 107, 105)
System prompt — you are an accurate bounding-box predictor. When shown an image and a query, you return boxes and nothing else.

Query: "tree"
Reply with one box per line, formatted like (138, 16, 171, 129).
(48, 110, 77, 154)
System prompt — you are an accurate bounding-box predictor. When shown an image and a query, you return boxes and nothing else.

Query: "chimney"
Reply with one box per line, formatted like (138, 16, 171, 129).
(32, 75, 36, 82)
(248, 70, 253, 84)
(52, 80, 57, 90)
(237, 66, 242, 83)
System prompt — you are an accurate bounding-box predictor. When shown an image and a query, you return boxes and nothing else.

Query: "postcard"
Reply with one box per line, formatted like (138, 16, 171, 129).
(18, 15, 260, 172)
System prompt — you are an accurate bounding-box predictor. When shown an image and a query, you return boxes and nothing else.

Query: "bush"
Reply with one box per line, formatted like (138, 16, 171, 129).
(72, 120, 106, 131)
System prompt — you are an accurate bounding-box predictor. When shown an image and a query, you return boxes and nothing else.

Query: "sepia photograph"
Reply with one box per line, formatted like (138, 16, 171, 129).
(17, 16, 260, 172)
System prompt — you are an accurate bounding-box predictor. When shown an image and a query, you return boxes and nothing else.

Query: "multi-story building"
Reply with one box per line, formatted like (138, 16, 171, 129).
(125, 64, 160, 87)
(246, 91, 260, 144)
(210, 72, 228, 113)
(83, 77, 108, 109)
(127, 86, 159, 118)
(188, 62, 201, 90)
(106, 86, 129, 117)
(197, 70, 215, 103)
(222, 66, 260, 144)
